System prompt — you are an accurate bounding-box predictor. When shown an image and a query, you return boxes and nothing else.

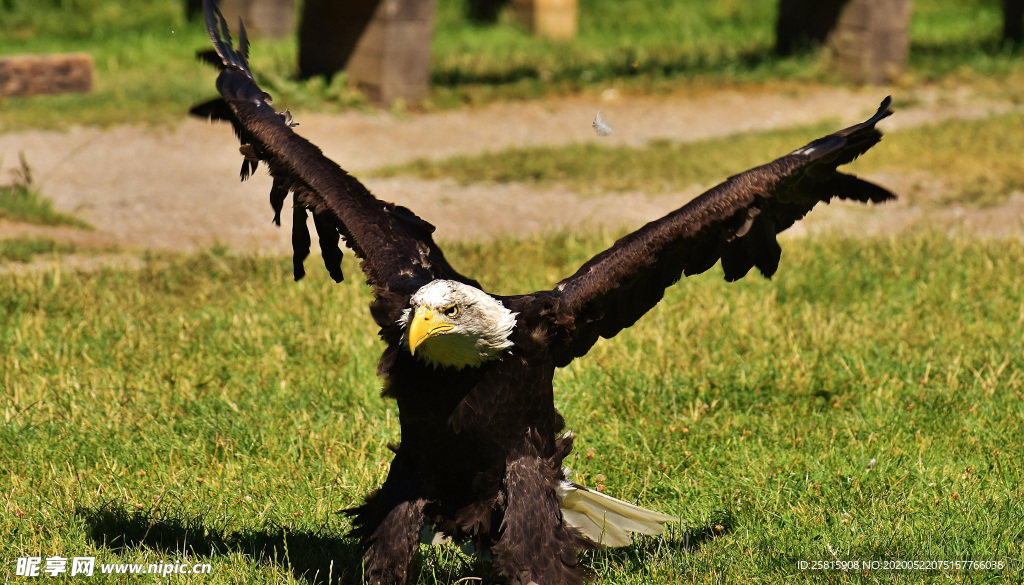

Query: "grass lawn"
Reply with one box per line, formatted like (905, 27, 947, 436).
(2, 2, 1022, 583)
(2, 233, 1022, 583)
(0, 239, 78, 263)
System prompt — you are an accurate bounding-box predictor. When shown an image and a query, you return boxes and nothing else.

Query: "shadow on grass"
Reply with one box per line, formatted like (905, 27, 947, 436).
(79, 503, 725, 584)
(430, 44, 794, 88)
(78, 503, 364, 584)
(908, 36, 1024, 76)
(585, 509, 735, 576)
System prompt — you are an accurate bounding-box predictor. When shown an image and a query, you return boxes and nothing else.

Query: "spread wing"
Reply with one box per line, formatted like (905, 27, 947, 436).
(191, 0, 478, 309)
(540, 97, 895, 366)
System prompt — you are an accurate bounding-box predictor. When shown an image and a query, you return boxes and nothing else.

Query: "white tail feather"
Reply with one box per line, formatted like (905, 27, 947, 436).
(556, 481, 676, 547)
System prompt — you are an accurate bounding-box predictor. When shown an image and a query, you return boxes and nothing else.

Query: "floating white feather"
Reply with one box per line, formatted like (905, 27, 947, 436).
(592, 110, 613, 137)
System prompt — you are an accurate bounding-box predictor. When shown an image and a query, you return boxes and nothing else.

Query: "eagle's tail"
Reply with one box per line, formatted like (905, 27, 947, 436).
(556, 481, 677, 548)
(420, 480, 675, 550)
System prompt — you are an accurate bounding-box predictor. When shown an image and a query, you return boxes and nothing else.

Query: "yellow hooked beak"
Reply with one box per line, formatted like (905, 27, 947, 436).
(408, 306, 454, 355)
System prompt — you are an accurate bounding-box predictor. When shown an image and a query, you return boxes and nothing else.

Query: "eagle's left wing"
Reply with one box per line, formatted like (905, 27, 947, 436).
(539, 97, 895, 367)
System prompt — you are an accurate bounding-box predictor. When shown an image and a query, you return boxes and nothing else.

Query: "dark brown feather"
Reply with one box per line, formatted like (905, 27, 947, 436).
(311, 209, 345, 283)
(268, 177, 288, 226)
(291, 205, 310, 282)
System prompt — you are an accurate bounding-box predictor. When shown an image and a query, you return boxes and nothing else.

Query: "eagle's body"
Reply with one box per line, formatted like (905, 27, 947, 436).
(359, 287, 587, 584)
(194, 2, 896, 583)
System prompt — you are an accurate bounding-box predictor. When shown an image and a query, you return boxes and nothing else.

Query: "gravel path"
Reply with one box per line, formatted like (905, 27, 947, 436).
(1, 84, 1022, 257)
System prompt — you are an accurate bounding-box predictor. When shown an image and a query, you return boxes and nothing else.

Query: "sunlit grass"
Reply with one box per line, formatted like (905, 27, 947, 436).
(0, 239, 77, 263)
(0, 182, 91, 228)
(0, 4, 365, 132)
(429, 0, 1023, 105)
(2, 233, 1022, 583)
(429, 0, 806, 105)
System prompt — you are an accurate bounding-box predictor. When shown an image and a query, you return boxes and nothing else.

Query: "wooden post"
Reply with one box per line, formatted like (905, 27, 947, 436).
(510, 0, 578, 41)
(212, 0, 296, 39)
(1005, 0, 1024, 45)
(826, 0, 912, 85)
(0, 54, 93, 97)
(299, 0, 436, 104)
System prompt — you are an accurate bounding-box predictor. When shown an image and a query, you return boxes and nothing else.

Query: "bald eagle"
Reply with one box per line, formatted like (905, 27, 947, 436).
(193, 2, 895, 583)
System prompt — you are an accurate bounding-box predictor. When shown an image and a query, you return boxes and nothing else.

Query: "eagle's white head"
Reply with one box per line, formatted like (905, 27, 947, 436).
(399, 280, 518, 369)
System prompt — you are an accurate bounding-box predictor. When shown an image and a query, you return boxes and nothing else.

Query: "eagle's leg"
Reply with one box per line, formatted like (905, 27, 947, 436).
(348, 450, 431, 585)
(492, 451, 594, 585)
(361, 498, 427, 585)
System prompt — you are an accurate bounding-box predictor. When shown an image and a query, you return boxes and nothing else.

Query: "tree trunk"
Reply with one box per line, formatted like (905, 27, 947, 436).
(826, 0, 912, 85)
(299, 0, 437, 105)
(775, 0, 850, 56)
(193, 0, 295, 38)
(298, 0, 383, 80)
(1006, 0, 1024, 45)
(467, 0, 508, 23)
(185, 0, 202, 21)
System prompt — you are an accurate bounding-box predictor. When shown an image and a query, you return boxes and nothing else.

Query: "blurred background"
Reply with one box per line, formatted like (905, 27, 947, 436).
(1, 0, 1022, 122)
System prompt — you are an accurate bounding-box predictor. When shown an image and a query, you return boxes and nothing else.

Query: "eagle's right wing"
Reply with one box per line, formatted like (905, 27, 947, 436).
(539, 97, 895, 366)
(192, 0, 478, 311)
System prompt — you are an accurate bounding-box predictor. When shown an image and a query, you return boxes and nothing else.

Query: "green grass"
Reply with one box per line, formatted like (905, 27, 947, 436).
(0, 182, 92, 228)
(0, 239, 77, 263)
(0, 0, 214, 131)
(0, 1, 366, 132)
(909, 0, 1024, 78)
(431, 0, 1024, 104)
(0, 156, 92, 228)
(372, 109, 1024, 207)
(872, 112, 1024, 207)
(1, 0, 1023, 129)
(429, 0, 810, 104)
(2, 233, 1022, 583)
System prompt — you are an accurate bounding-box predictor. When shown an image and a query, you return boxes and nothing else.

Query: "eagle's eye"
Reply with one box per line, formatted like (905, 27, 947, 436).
(442, 304, 460, 319)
